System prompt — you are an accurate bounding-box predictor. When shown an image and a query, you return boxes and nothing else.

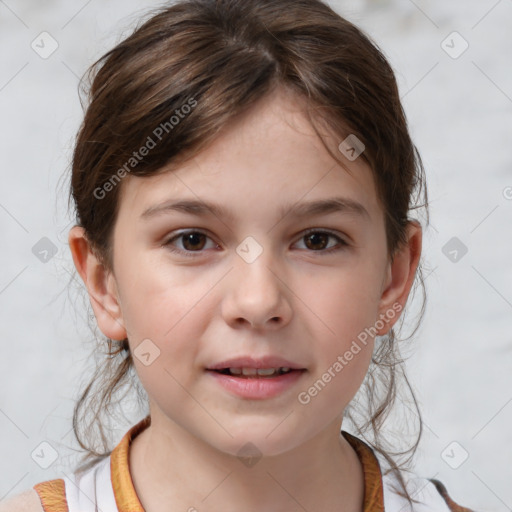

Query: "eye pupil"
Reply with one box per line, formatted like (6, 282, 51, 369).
(183, 232, 206, 251)
(305, 233, 328, 250)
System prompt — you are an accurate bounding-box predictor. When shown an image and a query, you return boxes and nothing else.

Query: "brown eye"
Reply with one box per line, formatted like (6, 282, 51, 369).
(181, 232, 207, 251)
(164, 230, 217, 257)
(304, 232, 330, 250)
(296, 230, 348, 253)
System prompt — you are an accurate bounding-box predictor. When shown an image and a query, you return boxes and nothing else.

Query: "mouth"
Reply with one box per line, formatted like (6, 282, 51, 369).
(207, 367, 305, 378)
(206, 355, 306, 374)
(205, 356, 307, 398)
(205, 366, 307, 399)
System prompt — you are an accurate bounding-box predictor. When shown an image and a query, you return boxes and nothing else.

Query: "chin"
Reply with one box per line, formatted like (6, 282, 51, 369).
(208, 428, 305, 461)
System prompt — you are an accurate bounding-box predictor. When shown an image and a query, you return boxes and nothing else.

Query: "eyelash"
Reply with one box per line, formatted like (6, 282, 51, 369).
(163, 228, 348, 258)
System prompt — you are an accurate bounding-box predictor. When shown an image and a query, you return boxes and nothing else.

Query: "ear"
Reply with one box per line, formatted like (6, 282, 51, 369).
(376, 220, 422, 335)
(68, 226, 127, 341)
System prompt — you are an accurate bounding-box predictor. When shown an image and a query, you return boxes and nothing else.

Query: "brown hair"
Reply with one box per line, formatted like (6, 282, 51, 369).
(67, 0, 429, 504)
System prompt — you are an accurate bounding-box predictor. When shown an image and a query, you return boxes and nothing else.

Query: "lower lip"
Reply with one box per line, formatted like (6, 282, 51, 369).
(206, 370, 306, 399)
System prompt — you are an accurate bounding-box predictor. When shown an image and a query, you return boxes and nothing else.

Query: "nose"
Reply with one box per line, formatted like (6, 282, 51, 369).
(221, 252, 293, 330)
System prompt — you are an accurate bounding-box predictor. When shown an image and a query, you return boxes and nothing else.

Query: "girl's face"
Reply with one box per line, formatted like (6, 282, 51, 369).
(73, 87, 420, 458)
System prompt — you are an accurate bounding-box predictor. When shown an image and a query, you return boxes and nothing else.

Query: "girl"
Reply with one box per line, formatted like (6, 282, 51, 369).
(3, 0, 475, 510)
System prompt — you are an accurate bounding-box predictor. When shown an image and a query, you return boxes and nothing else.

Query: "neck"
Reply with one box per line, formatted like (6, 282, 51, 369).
(129, 412, 364, 512)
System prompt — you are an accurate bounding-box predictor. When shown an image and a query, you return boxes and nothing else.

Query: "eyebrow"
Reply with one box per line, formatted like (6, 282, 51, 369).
(140, 196, 370, 222)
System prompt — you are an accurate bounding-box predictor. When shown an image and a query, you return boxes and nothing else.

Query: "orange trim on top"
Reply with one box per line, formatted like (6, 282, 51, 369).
(110, 415, 151, 511)
(33, 478, 69, 512)
(342, 431, 385, 511)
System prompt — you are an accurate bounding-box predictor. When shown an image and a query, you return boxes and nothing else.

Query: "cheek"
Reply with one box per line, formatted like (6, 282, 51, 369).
(117, 269, 211, 396)
(295, 263, 383, 343)
(292, 265, 381, 402)
(117, 254, 213, 340)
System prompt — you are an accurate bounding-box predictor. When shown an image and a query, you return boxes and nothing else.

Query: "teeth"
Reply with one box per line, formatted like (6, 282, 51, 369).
(254, 368, 276, 376)
(228, 367, 292, 376)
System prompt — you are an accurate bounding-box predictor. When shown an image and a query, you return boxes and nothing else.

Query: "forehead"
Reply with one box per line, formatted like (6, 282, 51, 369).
(118, 88, 382, 225)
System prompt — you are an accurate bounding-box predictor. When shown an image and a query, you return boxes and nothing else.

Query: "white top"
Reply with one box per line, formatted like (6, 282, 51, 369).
(59, 450, 454, 512)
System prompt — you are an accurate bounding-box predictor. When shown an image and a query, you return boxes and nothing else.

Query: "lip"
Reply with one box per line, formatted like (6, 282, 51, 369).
(206, 368, 307, 399)
(205, 355, 308, 400)
(206, 355, 306, 371)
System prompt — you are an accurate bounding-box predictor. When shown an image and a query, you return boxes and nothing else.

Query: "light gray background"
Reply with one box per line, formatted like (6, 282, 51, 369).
(1, 1, 511, 511)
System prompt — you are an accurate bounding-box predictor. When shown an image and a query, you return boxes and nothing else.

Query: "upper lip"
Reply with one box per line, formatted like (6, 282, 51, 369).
(206, 356, 306, 370)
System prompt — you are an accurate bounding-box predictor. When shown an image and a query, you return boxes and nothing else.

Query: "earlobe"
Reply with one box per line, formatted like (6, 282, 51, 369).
(376, 221, 422, 335)
(68, 226, 127, 341)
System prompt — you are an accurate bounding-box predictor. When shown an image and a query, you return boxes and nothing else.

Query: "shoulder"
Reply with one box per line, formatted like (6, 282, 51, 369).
(0, 489, 44, 512)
